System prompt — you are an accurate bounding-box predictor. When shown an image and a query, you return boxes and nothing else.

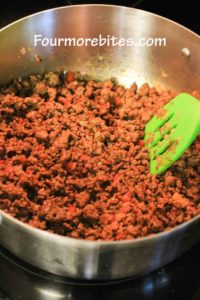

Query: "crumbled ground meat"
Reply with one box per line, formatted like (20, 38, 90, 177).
(0, 71, 199, 241)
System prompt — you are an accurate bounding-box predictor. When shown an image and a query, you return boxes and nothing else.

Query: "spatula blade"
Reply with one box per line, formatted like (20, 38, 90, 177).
(145, 93, 200, 174)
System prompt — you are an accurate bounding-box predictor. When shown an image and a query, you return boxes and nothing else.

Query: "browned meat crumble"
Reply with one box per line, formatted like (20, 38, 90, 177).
(0, 71, 199, 240)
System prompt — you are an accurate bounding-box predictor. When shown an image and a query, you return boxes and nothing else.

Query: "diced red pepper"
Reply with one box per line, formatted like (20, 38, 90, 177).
(195, 144, 200, 150)
(66, 162, 76, 171)
(114, 97, 122, 107)
(103, 159, 110, 165)
(116, 232, 125, 240)
(20, 155, 26, 164)
(66, 71, 75, 83)
(138, 140, 145, 146)
(40, 153, 48, 160)
(81, 155, 89, 161)
(0, 160, 4, 165)
(68, 205, 76, 212)
(113, 173, 120, 184)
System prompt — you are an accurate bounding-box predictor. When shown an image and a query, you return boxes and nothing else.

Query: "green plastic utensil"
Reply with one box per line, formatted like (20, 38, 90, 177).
(145, 93, 200, 175)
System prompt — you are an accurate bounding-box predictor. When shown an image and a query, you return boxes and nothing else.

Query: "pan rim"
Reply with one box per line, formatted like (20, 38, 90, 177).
(0, 4, 199, 248)
(0, 4, 199, 40)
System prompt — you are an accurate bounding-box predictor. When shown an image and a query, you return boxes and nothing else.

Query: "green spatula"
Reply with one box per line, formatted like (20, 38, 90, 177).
(145, 93, 200, 175)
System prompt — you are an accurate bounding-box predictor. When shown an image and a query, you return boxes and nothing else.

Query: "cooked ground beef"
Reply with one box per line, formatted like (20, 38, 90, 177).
(0, 71, 199, 240)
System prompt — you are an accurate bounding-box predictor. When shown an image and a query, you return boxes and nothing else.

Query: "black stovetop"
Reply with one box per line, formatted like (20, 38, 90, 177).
(0, 241, 200, 300)
(0, 1, 199, 299)
(0, 0, 199, 34)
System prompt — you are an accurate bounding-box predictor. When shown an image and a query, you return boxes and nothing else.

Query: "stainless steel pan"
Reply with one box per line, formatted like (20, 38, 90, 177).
(0, 5, 199, 280)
